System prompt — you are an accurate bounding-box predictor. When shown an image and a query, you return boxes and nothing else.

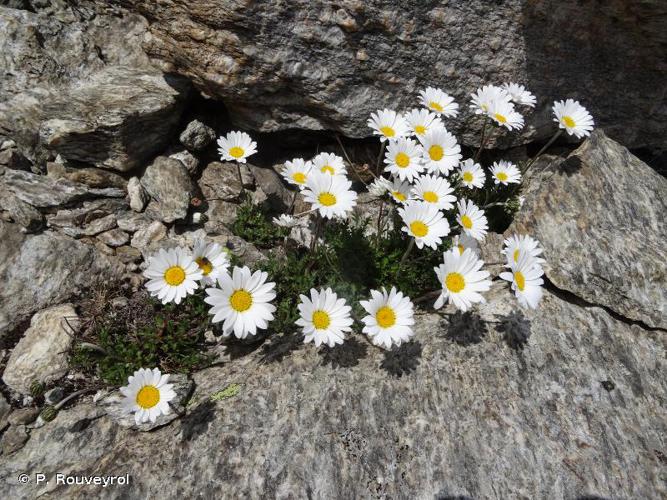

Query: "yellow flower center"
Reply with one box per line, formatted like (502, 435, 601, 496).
(515, 271, 526, 291)
(375, 306, 396, 328)
(445, 272, 466, 293)
(429, 101, 443, 112)
(462, 171, 474, 183)
(318, 192, 337, 206)
(136, 385, 160, 409)
(312, 310, 331, 329)
(513, 248, 520, 263)
(380, 126, 395, 138)
(423, 191, 439, 203)
(562, 116, 576, 128)
(229, 289, 253, 312)
(460, 215, 473, 229)
(429, 144, 444, 161)
(229, 146, 245, 158)
(457, 244, 464, 255)
(494, 113, 507, 124)
(195, 257, 213, 276)
(321, 165, 335, 175)
(164, 266, 186, 286)
(496, 172, 508, 182)
(410, 220, 429, 237)
(392, 191, 407, 202)
(414, 125, 426, 135)
(395, 152, 410, 168)
(292, 172, 306, 184)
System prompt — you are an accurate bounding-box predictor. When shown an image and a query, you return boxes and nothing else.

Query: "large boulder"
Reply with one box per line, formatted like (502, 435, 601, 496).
(123, 0, 666, 150)
(511, 131, 667, 330)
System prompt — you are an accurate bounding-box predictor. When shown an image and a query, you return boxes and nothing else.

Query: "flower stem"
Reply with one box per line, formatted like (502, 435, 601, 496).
(288, 190, 298, 213)
(474, 118, 490, 161)
(396, 238, 415, 277)
(523, 129, 563, 172)
(335, 134, 369, 185)
(376, 141, 386, 176)
(236, 163, 245, 198)
(375, 200, 385, 248)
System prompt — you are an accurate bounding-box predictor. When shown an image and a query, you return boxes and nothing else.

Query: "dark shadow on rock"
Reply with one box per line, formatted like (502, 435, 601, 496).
(223, 333, 267, 360)
(446, 311, 487, 346)
(320, 337, 368, 369)
(180, 400, 216, 442)
(559, 156, 584, 176)
(495, 311, 532, 351)
(434, 492, 474, 500)
(259, 330, 302, 364)
(576, 496, 611, 500)
(380, 340, 422, 378)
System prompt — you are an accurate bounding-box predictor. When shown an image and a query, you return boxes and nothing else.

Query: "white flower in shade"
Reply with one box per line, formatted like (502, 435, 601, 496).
(452, 233, 480, 257)
(368, 109, 409, 142)
(458, 159, 486, 189)
(120, 368, 176, 425)
(553, 99, 594, 138)
(282, 158, 313, 189)
(388, 178, 413, 205)
(404, 108, 444, 138)
(469, 85, 509, 115)
(302, 172, 358, 219)
(205, 266, 276, 338)
(500, 253, 544, 309)
(368, 176, 392, 198)
(434, 248, 491, 312)
(272, 214, 303, 228)
(503, 83, 536, 108)
(312, 152, 347, 176)
(502, 234, 546, 266)
(486, 98, 524, 130)
(419, 87, 459, 117)
(217, 131, 257, 163)
(192, 240, 230, 286)
(384, 137, 424, 182)
(411, 174, 456, 211)
(143, 247, 202, 304)
(456, 199, 488, 241)
(490, 160, 522, 185)
(399, 201, 450, 249)
(360, 287, 415, 350)
(418, 127, 462, 175)
(296, 288, 353, 348)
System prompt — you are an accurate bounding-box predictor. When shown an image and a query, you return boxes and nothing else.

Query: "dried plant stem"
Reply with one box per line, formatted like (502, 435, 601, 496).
(474, 118, 490, 161)
(523, 129, 563, 171)
(396, 238, 415, 277)
(335, 134, 369, 186)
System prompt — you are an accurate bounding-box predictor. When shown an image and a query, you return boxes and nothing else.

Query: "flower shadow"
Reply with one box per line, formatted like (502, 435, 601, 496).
(258, 330, 302, 364)
(494, 310, 532, 351)
(380, 340, 422, 378)
(180, 400, 216, 442)
(320, 337, 368, 369)
(445, 311, 488, 346)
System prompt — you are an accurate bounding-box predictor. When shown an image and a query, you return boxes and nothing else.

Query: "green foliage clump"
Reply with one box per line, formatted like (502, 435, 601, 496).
(231, 199, 288, 248)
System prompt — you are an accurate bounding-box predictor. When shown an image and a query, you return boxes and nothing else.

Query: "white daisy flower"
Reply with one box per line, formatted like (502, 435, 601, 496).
(552, 99, 594, 138)
(418, 127, 462, 175)
(490, 160, 522, 185)
(282, 158, 313, 189)
(204, 266, 276, 339)
(360, 287, 415, 350)
(312, 152, 347, 176)
(502, 234, 545, 266)
(217, 131, 257, 163)
(458, 159, 485, 189)
(419, 87, 459, 117)
(452, 233, 480, 257)
(388, 177, 413, 205)
(296, 288, 353, 348)
(502, 83, 536, 108)
(384, 137, 424, 182)
(486, 98, 524, 130)
(434, 248, 491, 312)
(399, 201, 451, 250)
(272, 214, 303, 228)
(456, 199, 488, 241)
(143, 247, 202, 305)
(403, 108, 444, 138)
(120, 368, 176, 425)
(367, 109, 409, 142)
(368, 176, 392, 198)
(192, 240, 230, 287)
(500, 253, 544, 309)
(469, 85, 509, 115)
(411, 174, 456, 210)
(302, 172, 358, 219)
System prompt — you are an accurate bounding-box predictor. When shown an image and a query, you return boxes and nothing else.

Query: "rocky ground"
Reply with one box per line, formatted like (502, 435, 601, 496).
(0, 1, 665, 499)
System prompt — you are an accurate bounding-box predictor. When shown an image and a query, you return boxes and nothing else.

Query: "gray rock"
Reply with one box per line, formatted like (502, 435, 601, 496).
(7, 407, 40, 426)
(203, 200, 239, 234)
(127, 0, 666, 151)
(198, 161, 243, 202)
(57, 214, 117, 238)
(130, 220, 167, 250)
(179, 119, 216, 151)
(1, 168, 125, 208)
(0, 146, 31, 171)
(96, 228, 130, 248)
(115, 245, 142, 264)
(44, 387, 65, 406)
(511, 131, 667, 329)
(168, 148, 200, 175)
(116, 211, 152, 233)
(2, 304, 79, 395)
(0, 223, 124, 337)
(46, 162, 127, 189)
(46, 199, 126, 235)
(0, 424, 29, 455)
(249, 164, 293, 211)
(127, 177, 149, 213)
(140, 156, 195, 223)
(0, 183, 44, 231)
(0, 394, 10, 427)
